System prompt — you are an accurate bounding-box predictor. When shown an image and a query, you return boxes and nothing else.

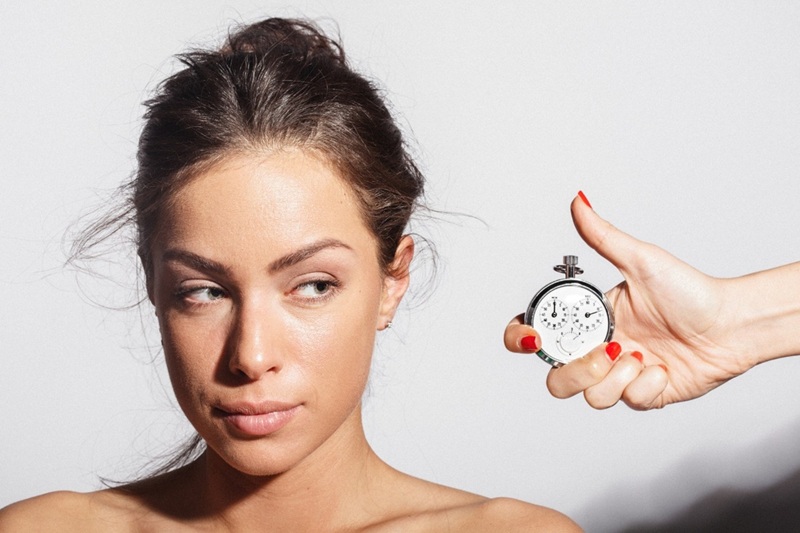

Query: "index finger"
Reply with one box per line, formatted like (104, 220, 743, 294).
(504, 313, 541, 353)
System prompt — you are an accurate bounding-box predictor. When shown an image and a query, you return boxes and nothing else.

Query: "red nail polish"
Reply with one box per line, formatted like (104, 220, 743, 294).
(521, 335, 539, 351)
(631, 351, 643, 363)
(578, 190, 593, 208)
(605, 341, 621, 361)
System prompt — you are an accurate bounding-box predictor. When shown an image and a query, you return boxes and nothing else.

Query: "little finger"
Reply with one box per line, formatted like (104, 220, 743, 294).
(621, 365, 670, 410)
(583, 351, 646, 409)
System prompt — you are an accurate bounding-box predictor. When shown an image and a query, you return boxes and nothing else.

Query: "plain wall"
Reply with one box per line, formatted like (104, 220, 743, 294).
(2, 2, 799, 531)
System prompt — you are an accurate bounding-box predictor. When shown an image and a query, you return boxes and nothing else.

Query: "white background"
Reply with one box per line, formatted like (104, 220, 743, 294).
(2, 2, 799, 531)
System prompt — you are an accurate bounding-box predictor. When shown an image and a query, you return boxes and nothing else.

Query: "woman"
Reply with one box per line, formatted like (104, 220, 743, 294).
(0, 17, 579, 531)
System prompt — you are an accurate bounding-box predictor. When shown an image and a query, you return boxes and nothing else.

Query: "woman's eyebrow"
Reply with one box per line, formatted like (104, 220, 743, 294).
(161, 249, 229, 275)
(161, 239, 353, 275)
(268, 238, 353, 273)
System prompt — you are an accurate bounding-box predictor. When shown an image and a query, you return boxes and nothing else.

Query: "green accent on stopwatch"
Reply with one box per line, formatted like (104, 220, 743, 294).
(536, 349, 560, 367)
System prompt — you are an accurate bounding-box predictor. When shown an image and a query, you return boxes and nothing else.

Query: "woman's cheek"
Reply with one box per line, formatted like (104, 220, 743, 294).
(160, 314, 225, 389)
(285, 306, 372, 382)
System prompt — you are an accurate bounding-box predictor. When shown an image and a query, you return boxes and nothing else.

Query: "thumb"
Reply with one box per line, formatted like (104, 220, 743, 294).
(571, 192, 647, 275)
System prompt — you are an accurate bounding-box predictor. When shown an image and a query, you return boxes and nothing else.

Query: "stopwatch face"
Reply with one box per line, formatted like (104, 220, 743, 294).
(525, 279, 614, 366)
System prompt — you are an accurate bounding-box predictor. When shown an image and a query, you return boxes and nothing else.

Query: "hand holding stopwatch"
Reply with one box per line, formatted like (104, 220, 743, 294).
(524, 256, 614, 366)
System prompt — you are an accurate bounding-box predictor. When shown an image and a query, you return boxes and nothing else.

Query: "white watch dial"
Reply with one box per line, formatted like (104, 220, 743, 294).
(526, 279, 613, 366)
(538, 297, 569, 330)
(572, 296, 605, 332)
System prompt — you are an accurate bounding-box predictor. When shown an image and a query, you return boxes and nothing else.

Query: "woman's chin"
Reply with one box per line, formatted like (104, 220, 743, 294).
(206, 443, 302, 478)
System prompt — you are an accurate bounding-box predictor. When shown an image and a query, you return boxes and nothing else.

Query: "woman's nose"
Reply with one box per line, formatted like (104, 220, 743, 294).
(227, 304, 282, 381)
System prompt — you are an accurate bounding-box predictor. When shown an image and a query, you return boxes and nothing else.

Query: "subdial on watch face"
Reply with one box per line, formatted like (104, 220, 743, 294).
(557, 328, 584, 355)
(539, 296, 570, 330)
(572, 295, 605, 332)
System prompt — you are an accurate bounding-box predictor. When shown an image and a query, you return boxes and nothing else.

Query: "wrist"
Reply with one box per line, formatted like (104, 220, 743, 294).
(724, 262, 800, 366)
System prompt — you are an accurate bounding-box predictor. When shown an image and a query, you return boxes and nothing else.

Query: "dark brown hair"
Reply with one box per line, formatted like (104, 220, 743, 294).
(134, 17, 425, 278)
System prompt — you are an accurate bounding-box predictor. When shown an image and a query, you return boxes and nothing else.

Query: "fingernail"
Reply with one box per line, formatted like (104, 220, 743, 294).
(520, 335, 539, 351)
(578, 190, 593, 208)
(605, 341, 622, 361)
(631, 351, 644, 363)
(658, 364, 668, 373)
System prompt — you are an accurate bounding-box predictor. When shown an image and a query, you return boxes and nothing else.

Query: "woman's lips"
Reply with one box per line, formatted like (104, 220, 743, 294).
(215, 401, 301, 437)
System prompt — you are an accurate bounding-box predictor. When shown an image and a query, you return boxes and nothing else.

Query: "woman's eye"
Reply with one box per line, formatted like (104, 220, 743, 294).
(294, 279, 339, 301)
(178, 286, 226, 304)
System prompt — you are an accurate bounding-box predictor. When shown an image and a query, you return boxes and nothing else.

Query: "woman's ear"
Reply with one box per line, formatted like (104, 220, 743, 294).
(377, 235, 414, 330)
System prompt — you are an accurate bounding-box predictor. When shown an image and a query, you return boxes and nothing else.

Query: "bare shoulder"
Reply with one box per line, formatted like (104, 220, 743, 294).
(466, 497, 582, 532)
(368, 496, 581, 532)
(0, 490, 137, 532)
(367, 473, 581, 532)
(0, 491, 92, 532)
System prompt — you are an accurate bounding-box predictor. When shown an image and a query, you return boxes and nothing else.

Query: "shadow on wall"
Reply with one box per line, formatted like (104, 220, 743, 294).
(621, 466, 800, 532)
(577, 412, 800, 533)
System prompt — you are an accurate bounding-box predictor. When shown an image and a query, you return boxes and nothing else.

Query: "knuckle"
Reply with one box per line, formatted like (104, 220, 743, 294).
(584, 358, 608, 382)
(584, 389, 616, 410)
(622, 389, 654, 411)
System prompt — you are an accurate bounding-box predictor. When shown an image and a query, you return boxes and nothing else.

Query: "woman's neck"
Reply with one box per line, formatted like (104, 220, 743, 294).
(164, 406, 393, 530)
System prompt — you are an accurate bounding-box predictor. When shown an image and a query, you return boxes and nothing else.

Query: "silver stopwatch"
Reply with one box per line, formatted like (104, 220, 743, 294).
(524, 255, 614, 366)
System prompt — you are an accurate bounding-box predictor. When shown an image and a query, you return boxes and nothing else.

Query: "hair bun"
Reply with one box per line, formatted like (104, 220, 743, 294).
(223, 18, 345, 64)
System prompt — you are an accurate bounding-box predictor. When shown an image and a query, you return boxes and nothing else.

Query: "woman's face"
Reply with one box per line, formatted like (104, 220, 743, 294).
(148, 150, 409, 476)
